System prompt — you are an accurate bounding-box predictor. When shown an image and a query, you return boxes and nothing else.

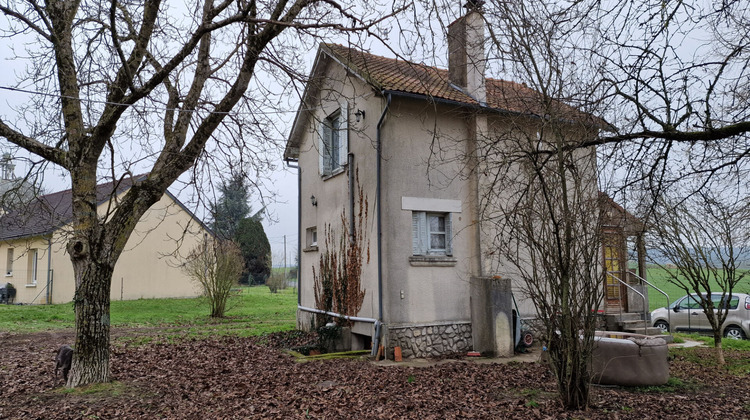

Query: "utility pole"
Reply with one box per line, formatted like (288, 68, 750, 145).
(283, 235, 287, 280)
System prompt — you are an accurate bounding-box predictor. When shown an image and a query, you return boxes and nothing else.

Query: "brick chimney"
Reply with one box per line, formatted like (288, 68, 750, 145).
(448, 1, 486, 105)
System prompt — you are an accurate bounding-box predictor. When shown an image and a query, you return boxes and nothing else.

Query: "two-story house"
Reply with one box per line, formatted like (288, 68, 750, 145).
(284, 6, 647, 359)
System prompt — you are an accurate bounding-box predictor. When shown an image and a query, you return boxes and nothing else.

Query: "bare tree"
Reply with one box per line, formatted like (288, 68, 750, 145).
(477, 123, 603, 410)
(402, 0, 750, 199)
(0, 0, 393, 387)
(467, 1, 604, 410)
(313, 170, 369, 326)
(648, 185, 750, 364)
(182, 237, 244, 318)
(401, 0, 750, 408)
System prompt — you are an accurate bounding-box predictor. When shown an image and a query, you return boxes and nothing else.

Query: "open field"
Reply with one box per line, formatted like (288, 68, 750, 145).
(0, 286, 297, 337)
(644, 267, 750, 311)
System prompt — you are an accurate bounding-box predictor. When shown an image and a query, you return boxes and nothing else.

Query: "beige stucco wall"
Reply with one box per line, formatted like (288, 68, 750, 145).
(1, 192, 208, 304)
(379, 98, 478, 326)
(1, 236, 54, 304)
(106, 192, 208, 302)
(297, 59, 381, 332)
(296, 56, 483, 334)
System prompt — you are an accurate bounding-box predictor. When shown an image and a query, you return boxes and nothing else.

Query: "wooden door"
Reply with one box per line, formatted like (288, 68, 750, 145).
(603, 234, 627, 310)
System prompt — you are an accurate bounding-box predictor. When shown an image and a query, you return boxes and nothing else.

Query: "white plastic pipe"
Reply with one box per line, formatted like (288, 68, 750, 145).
(297, 305, 381, 357)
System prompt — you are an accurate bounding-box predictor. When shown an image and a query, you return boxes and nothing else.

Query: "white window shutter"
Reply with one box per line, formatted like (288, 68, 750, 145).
(320, 121, 333, 176)
(445, 213, 453, 256)
(412, 212, 420, 255)
(318, 120, 326, 176)
(418, 212, 427, 254)
(338, 101, 349, 167)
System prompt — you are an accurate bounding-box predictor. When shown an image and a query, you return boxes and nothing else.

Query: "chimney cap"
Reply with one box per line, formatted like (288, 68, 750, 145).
(464, 0, 485, 10)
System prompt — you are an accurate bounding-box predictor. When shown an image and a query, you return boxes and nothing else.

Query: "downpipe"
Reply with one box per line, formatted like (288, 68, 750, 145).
(374, 91, 391, 357)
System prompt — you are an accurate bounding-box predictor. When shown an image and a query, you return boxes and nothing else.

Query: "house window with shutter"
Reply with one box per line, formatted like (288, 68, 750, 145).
(318, 102, 348, 177)
(412, 212, 452, 256)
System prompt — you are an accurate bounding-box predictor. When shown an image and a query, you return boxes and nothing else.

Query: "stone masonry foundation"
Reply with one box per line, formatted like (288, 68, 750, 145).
(387, 322, 472, 358)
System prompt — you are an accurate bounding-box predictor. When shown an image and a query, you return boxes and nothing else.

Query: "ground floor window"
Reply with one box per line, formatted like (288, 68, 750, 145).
(27, 249, 38, 285)
(412, 212, 452, 256)
(5, 248, 13, 276)
(304, 226, 318, 251)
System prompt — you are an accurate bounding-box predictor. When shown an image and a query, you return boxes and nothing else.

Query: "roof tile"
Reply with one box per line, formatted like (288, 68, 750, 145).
(0, 175, 144, 241)
(324, 43, 597, 122)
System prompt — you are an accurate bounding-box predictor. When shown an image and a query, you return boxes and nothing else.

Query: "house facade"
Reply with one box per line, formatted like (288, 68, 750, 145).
(285, 7, 640, 358)
(0, 175, 211, 304)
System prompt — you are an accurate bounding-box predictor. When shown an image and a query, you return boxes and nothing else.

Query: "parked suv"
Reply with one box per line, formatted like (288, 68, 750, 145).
(651, 293, 750, 340)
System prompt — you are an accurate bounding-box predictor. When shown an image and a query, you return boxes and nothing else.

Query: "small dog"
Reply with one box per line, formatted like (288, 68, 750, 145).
(55, 345, 74, 383)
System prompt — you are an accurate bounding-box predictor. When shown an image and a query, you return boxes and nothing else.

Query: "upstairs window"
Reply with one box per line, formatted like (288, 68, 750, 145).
(412, 212, 452, 256)
(318, 102, 348, 177)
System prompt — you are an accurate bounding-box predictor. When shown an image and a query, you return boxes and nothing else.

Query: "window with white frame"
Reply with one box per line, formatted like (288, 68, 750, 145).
(27, 248, 38, 285)
(318, 102, 348, 177)
(412, 212, 452, 256)
(305, 226, 318, 249)
(5, 248, 13, 276)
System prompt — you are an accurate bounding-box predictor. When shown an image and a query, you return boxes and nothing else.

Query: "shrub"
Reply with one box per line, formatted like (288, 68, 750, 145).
(266, 273, 287, 293)
(182, 238, 244, 317)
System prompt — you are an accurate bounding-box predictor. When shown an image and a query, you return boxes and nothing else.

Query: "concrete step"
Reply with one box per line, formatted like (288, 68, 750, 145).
(605, 312, 647, 331)
(605, 313, 643, 322)
(621, 320, 650, 329)
(623, 326, 664, 336)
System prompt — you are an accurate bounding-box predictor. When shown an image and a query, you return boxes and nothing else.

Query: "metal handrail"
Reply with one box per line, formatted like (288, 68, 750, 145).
(628, 272, 670, 333)
(606, 273, 647, 331)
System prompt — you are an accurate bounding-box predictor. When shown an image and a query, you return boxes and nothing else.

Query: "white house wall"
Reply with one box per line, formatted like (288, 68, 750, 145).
(380, 98, 479, 326)
(297, 59, 381, 331)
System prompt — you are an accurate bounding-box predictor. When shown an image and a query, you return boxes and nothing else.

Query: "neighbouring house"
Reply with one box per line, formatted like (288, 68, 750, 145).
(285, 5, 648, 358)
(0, 173, 211, 304)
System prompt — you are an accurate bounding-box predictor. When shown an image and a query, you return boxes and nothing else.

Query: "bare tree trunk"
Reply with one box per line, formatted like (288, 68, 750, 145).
(713, 331, 725, 366)
(68, 259, 114, 387)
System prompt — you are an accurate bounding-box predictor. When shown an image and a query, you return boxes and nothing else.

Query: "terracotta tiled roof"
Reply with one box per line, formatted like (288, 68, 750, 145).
(599, 192, 645, 234)
(323, 43, 596, 121)
(0, 175, 145, 241)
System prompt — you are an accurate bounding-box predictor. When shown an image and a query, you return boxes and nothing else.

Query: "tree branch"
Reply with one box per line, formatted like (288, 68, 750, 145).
(0, 119, 67, 167)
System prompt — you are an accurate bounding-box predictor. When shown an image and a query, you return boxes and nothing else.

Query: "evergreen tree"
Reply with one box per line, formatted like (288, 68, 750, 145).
(210, 175, 250, 240)
(236, 214, 272, 285)
(211, 176, 271, 284)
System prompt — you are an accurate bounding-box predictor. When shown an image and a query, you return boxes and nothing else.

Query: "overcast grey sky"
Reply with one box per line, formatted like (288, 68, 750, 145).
(0, 3, 452, 268)
(0, 37, 301, 268)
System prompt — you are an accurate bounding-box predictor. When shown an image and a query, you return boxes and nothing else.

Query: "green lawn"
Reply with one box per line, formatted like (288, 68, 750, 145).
(0, 286, 297, 337)
(644, 267, 750, 311)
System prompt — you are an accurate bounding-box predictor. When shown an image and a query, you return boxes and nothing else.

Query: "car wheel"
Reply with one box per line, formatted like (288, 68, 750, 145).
(723, 326, 746, 340)
(654, 320, 669, 333)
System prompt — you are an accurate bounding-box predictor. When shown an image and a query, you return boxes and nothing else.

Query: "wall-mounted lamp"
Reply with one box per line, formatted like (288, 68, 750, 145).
(354, 109, 365, 122)
(310, 195, 318, 206)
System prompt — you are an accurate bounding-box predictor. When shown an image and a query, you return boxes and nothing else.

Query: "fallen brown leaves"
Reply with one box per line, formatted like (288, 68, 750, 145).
(0, 331, 748, 419)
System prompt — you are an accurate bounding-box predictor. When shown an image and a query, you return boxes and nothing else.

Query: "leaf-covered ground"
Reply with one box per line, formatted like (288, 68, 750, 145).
(1, 330, 748, 419)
